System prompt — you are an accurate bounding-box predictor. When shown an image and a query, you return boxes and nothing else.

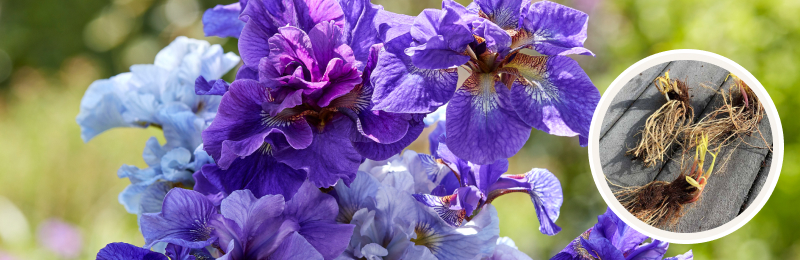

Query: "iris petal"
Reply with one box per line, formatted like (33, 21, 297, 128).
(514, 1, 593, 56)
(500, 54, 599, 146)
(445, 73, 530, 165)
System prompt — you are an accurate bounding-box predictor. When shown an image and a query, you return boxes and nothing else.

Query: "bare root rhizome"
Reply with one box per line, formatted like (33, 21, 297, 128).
(613, 72, 767, 229)
(627, 71, 694, 167)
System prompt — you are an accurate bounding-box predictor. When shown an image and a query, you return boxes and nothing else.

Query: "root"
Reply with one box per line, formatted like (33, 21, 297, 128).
(613, 174, 699, 229)
(682, 74, 769, 156)
(628, 72, 694, 167)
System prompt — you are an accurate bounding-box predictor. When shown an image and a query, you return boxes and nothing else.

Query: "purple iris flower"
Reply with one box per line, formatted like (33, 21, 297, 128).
(200, 0, 423, 196)
(372, 0, 599, 164)
(411, 123, 563, 235)
(552, 208, 693, 260)
(139, 182, 354, 260)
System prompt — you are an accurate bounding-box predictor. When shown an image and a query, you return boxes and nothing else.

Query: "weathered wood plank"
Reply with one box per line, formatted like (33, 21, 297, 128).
(600, 62, 671, 138)
(740, 150, 772, 214)
(600, 60, 730, 188)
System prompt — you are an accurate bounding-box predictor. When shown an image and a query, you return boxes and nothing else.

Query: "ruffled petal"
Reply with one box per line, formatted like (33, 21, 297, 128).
(501, 54, 598, 146)
(445, 73, 530, 164)
(339, 0, 384, 64)
(514, 1, 593, 56)
(195, 76, 230, 96)
(202, 79, 313, 169)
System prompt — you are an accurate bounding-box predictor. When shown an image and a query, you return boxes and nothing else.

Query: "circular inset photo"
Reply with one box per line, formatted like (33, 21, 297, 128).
(588, 50, 784, 243)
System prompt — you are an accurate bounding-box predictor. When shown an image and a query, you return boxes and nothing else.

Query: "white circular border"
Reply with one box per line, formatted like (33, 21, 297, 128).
(587, 49, 784, 244)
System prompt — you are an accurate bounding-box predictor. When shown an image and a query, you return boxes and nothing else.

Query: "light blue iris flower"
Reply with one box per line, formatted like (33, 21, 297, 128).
(76, 36, 240, 150)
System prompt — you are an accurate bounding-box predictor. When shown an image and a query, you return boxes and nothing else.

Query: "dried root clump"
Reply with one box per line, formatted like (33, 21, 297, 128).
(683, 74, 766, 151)
(614, 174, 699, 228)
(614, 134, 717, 229)
(628, 71, 695, 166)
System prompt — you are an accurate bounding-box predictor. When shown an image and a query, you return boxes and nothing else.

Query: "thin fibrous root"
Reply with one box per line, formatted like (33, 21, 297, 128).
(682, 74, 768, 154)
(628, 71, 694, 167)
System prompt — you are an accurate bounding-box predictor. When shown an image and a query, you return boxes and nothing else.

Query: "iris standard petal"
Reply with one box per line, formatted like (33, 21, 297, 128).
(445, 73, 530, 165)
(515, 1, 593, 56)
(501, 54, 599, 146)
(371, 34, 459, 114)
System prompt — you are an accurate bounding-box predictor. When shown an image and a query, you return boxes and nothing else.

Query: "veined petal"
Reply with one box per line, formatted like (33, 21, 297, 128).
(625, 240, 669, 260)
(501, 54, 598, 146)
(202, 3, 245, 38)
(269, 232, 325, 260)
(591, 208, 648, 254)
(474, 0, 525, 30)
(199, 152, 307, 200)
(489, 168, 562, 235)
(412, 186, 481, 227)
(579, 237, 626, 260)
(273, 117, 362, 188)
(202, 79, 313, 169)
(285, 182, 355, 260)
(340, 0, 384, 65)
(514, 1, 593, 56)
(445, 73, 530, 165)
(371, 34, 459, 113)
(140, 188, 218, 249)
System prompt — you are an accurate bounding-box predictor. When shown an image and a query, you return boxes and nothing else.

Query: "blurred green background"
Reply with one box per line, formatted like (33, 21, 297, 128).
(0, 0, 796, 259)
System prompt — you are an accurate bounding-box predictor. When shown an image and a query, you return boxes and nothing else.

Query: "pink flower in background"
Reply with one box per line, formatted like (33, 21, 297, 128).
(37, 219, 83, 259)
(0, 251, 17, 260)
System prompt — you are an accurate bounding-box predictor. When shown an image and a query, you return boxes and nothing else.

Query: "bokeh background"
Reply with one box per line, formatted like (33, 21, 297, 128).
(0, 0, 796, 259)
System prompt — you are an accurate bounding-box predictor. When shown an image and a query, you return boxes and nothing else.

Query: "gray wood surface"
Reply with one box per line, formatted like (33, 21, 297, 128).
(599, 60, 773, 233)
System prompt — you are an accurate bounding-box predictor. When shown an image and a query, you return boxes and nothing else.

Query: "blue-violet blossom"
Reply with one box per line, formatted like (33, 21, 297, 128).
(371, 0, 600, 164)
